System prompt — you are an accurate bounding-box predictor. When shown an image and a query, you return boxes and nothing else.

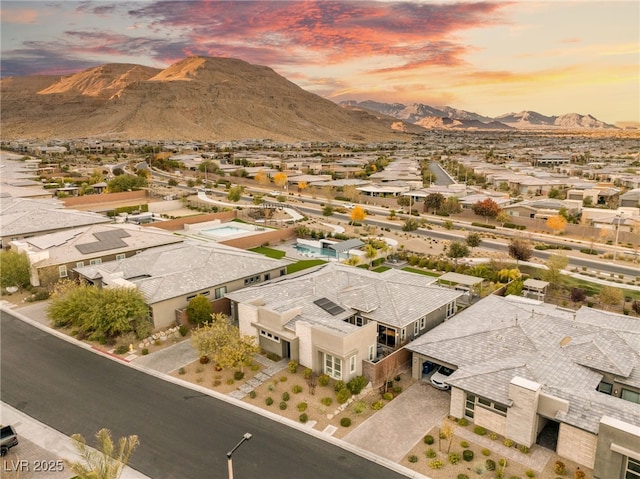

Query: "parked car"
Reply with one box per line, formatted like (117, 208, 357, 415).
(0, 425, 19, 456)
(430, 365, 454, 390)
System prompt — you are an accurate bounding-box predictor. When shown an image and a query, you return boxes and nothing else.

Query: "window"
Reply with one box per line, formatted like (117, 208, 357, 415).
(214, 286, 227, 300)
(59, 265, 68, 278)
(186, 291, 210, 302)
(89, 258, 102, 265)
(475, 395, 507, 416)
(626, 457, 640, 479)
(280, 269, 286, 276)
(413, 321, 419, 336)
(621, 388, 640, 404)
(260, 329, 280, 343)
(446, 301, 456, 318)
(325, 353, 342, 380)
(264, 273, 270, 281)
(76, 261, 84, 268)
(244, 275, 262, 285)
(368, 344, 375, 361)
(349, 355, 356, 374)
(420, 316, 426, 330)
(115, 253, 126, 260)
(465, 393, 475, 419)
(597, 382, 613, 395)
(400, 328, 406, 341)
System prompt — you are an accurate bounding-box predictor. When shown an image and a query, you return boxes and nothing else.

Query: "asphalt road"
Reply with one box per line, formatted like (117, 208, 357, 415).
(0, 311, 407, 479)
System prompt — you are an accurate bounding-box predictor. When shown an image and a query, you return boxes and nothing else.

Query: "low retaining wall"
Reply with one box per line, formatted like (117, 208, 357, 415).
(144, 211, 236, 232)
(63, 190, 148, 208)
(220, 227, 296, 249)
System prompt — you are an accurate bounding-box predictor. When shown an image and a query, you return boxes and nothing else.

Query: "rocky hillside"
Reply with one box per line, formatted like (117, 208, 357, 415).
(0, 57, 418, 142)
(343, 101, 617, 130)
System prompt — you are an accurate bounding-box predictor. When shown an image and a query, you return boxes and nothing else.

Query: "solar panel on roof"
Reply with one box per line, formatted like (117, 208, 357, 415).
(313, 297, 345, 316)
(75, 230, 131, 254)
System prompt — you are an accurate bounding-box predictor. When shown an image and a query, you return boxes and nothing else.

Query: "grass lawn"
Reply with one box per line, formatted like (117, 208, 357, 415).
(401, 267, 441, 277)
(249, 246, 286, 259)
(287, 259, 327, 274)
(373, 266, 391, 273)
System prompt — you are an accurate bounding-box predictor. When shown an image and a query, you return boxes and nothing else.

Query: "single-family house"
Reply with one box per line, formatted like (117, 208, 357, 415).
(406, 295, 640, 474)
(11, 223, 184, 287)
(74, 242, 289, 329)
(226, 263, 462, 382)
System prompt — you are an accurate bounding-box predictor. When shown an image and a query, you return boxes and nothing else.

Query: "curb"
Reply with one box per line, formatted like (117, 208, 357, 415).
(1, 305, 432, 479)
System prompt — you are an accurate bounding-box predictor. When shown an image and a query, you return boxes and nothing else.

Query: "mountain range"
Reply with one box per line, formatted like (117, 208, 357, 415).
(0, 56, 619, 142)
(340, 100, 617, 130)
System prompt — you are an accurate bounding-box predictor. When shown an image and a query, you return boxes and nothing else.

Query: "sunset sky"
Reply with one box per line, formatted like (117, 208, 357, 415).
(1, 1, 638, 123)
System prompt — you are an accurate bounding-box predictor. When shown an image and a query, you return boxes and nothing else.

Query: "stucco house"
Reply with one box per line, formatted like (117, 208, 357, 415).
(74, 242, 289, 329)
(406, 294, 640, 476)
(11, 223, 184, 287)
(226, 263, 461, 382)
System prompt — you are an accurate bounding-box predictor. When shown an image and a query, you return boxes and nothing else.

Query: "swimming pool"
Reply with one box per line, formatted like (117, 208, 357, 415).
(294, 243, 337, 258)
(201, 225, 249, 237)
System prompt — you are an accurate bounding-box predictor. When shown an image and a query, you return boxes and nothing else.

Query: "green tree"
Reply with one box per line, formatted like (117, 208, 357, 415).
(424, 193, 444, 214)
(402, 218, 419, 231)
(472, 198, 501, 223)
(107, 174, 147, 192)
(441, 197, 461, 215)
(447, 241, 469, 265)
(67, 428, 139, 479)
(544, 254, 569, 288)
(227, 185, 243, 202)
(322, 205, 334, 216)
(396, 196, 410, 208)
(508, 238, 533, 264)
(186, 294, 213, 325)
(599, 286, 623, 311)
(466, 233, 482, 249)
(0, 250, 31, 291)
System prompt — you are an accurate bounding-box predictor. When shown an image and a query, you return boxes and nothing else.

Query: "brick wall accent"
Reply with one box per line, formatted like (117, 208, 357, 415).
(63, 190, 148, 207)
(557, 422, 597, 469)
(143, 211, 236, 231)
(220, 227, 296, 249)
(362, 348, 411, 387)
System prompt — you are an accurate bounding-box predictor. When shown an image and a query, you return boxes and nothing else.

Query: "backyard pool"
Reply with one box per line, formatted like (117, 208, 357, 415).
(201, 225, 250, 237)
(294, 243, 337, 258)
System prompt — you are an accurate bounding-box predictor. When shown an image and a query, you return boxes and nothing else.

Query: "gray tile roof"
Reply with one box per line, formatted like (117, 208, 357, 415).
(226, 263, 462, 331)
(407, 295, 640, 430)
(75, 241, 289, 304)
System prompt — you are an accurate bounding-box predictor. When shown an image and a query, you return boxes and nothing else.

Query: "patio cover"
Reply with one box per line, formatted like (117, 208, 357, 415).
(523, 278, 549, 290)
(328, 238, 365, 254)
(436, 272, 484, 286)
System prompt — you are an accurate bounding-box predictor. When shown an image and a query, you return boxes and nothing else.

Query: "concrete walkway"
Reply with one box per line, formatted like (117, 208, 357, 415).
(130, 339, 198, 373)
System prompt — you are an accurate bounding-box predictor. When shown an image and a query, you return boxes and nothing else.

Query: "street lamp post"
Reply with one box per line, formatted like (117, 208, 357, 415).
(614, 214, 623, 261)
(227, 432, 252, 479)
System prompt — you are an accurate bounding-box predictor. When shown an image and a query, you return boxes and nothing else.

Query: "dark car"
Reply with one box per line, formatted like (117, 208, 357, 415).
(0, 425, 19, 456)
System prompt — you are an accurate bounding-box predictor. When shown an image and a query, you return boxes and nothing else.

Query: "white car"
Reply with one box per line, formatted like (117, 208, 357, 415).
(430, 365, 454, 390)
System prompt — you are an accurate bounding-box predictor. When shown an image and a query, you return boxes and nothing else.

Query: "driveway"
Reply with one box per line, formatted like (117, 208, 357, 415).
(343, 380, 450, 462)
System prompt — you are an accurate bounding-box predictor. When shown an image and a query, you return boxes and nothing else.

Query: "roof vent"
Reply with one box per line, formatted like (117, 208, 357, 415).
(559, 336, 572, 347)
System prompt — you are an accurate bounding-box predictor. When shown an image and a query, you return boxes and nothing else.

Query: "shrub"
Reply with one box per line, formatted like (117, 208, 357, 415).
(303, 368, 313, 379)
(486, 459, 496, 471)
(460, 440, 469, 448)
(250, 363, 260, 371)
(199, 355, 210, 364)
(457, 475, 469, 479)
(249, 391, 256, 399)
(340, 417, 351, 427)
(489, 432, 499, 440)
(213, 380, 221, 386)
(352, 401, 367, 414)
(463, 450, 474, 462)
(525, 470, 535, 478)
(297, 402, 307, 412)
(574, 470, 585, 479)
(292, 385, 303, 394)
(347, 375, 368, 395)
(382, 392, 394, 401)
(425, 448, 437, 458)
(333, 380, 345, 392)
(336, 388, 351, 404)
(371, 400, 384, 410)
(428, 459, 444, 469)
(394, 375, 401, 381)
(392, 386, 402, 394)
(115, 345, 129, 355)
(321, 397, 333, 407)
(178, 325, 188, 336)
(234, 371, 245, 381)
(408, 455, 418, 463)
(554, 461, 565, 475)
(299, 413, 308, 423)
(282, 392, 290, 401)
(423, 434, 435, 445)
(178, 367, 186, 375)
(482, 448, 491, 456)
(141, 348, 149, 355)
(519, 444, 530, 454)
(499, 458, 508, 467)
(458, 418, 469, 426)
(318, 374, 330, 386)
(226, 379, 234, 385)
(503, 438, 515, 447)
(448, 453, 461, 465)
(279, 376, 287, 382)
(288, 360, 298, 373)
(474, 426, 487, 436)
(265, 397, 274, 406)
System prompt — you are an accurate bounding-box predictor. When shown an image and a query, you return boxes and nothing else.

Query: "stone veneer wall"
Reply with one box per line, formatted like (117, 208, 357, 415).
(557, 422, 597, 469)
(475, 407, 507, 437)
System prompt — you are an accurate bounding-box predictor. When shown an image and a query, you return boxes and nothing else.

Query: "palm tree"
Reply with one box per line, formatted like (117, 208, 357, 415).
(364, 243, 378, 268)
(67, 428, 139, 479)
